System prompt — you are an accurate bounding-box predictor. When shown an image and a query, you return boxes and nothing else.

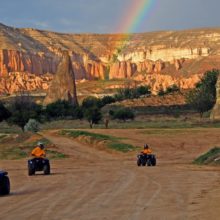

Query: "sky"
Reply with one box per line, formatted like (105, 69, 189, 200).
(0, 0, 220, 34)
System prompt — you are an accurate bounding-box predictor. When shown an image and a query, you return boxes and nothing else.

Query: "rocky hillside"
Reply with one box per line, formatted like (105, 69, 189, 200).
(1, 22, 220, 94)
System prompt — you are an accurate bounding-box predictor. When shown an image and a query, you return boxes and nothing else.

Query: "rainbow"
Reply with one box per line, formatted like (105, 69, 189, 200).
(116, 0, 156, 34)
(113, 0, 157, 54)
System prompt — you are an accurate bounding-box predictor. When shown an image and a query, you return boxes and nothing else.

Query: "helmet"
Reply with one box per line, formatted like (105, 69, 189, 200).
(37, 142, 44, 149)
(144, 144, 149, 149)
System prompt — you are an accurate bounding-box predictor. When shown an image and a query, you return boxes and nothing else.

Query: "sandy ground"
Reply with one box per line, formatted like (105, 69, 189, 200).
(0, 129, 220, 220)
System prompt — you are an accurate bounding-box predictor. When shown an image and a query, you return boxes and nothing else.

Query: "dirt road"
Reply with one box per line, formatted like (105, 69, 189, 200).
(0, 129, 220, 220)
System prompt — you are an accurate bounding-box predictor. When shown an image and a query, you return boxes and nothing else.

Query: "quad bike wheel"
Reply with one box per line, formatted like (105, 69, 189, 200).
(0, 175, 10, 195)
(28, 165, 35, 176)
(43, 164, 50, 175)
(142, 161, 146, 166)
(151, 157, 156, 166)
(137, 158, 141, 166)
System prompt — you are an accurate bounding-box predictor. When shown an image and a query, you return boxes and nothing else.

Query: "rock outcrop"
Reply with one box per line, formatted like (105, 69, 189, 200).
(133, 73, 202, 94)
(44, 52, 78, 105)
(211, 76, 220, 120)
(0, 72, 52, 94)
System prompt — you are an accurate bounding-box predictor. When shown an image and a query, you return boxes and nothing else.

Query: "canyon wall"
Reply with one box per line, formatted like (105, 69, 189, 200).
(1, 23, 220, 94)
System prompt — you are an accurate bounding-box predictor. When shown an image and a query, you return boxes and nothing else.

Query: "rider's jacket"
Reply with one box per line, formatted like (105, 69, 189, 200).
(141, 148, 152, 154)
(31, 147, 46, 158)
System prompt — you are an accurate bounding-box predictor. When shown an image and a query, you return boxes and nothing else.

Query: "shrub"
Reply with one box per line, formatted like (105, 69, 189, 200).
(115, 85, 151, 100)
(166, 84, 180, 94)
(45, 100, 81, 119)
(24, 119, 40, 133)
(113, 93, 124, 102)
(136, 85, 151, 96)
(111, 108, 135, 121)
(101, 96, 116, 106)
(158, 89, 166, 96)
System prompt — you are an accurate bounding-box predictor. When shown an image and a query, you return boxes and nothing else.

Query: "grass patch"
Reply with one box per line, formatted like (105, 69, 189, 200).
(0, 134, 7, 140)
(61, 130, 136, 153)
(0, 136, 67, 160)
(107, 142, 136, 152)
(41, 117, 220, 130)
(60, 130, 118, 141)
(0, 121, 23, 134)
(193, 147, 220, 165)
(0, 147, 27, 160)
(46, 150, 67, 159)
(141, 128, 204, 136)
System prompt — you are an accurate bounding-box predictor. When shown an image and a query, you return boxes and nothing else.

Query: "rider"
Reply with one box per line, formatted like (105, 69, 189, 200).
(141, 144, 152, 155)
(31, 142, 46, 158)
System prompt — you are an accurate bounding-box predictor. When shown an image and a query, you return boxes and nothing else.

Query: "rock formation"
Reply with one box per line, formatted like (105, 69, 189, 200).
(1, 23, 220, 94)
(44, 51, 78, 105)
(211, 76, 220, 120)
(0, 72, 52, 94)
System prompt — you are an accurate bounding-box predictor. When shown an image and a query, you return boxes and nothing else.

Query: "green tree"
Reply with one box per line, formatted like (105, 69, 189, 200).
(186, 69, 219, 117)
(0, 102, 11, 122)
(84, 107, 102, 128)
(82, 96, 102, 109)
(8, 94, 42, 131)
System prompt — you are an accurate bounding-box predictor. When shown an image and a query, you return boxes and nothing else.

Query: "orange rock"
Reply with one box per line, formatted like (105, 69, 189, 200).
(0, 72, 53, 94)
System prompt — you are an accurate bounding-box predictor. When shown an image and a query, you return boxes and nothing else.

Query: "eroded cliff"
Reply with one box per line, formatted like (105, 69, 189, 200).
(1, 23, 220, 94)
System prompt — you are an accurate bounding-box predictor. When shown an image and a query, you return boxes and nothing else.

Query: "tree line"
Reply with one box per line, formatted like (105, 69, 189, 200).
(1, 70, 218, 132)
(0, 85, 152, 130)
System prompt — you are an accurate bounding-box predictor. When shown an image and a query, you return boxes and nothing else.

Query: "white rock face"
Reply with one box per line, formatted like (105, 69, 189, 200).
(117, 47, 210, 62)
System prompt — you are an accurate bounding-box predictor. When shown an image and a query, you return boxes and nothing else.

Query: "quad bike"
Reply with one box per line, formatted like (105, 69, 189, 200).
(137, 153, 156, 167)
(0, 171, 10, 195)
(28, 158, 50, 176)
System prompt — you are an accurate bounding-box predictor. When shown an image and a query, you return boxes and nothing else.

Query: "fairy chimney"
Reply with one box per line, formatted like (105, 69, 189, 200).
(44, 51, 78, 105)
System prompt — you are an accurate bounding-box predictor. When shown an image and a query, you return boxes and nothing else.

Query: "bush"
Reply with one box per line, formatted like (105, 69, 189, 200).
(166, 84, 180, 94)
(136, 85, 151, 96)
(24, 119, 40, 133)
(111, 108, 135, 121)
(45, 100, 81, 119)
(101, 96, 116, 106)
(115, 85, 151, 100)
(158, 89, 166, 96)
(113, 93, 124, 102)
